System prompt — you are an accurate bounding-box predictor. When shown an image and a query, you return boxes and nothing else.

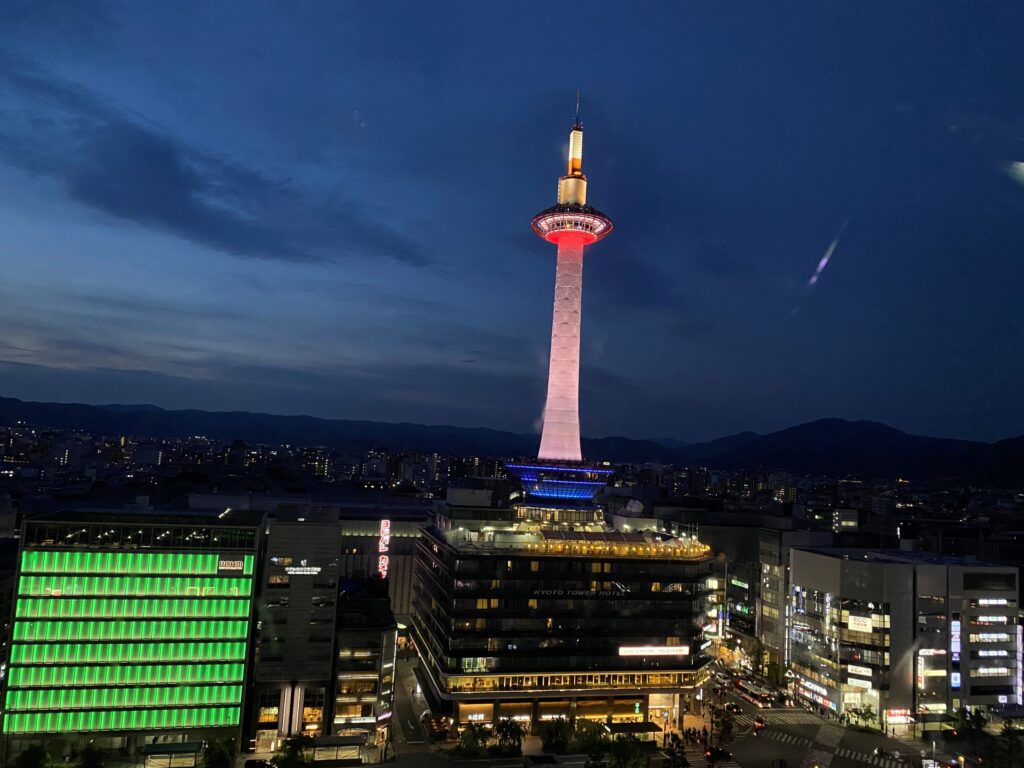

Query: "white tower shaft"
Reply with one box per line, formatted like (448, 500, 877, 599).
(538, 241, 584, 462)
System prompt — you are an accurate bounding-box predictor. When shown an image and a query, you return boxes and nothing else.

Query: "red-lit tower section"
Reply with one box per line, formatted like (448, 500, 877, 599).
(531, 118, 612, 462)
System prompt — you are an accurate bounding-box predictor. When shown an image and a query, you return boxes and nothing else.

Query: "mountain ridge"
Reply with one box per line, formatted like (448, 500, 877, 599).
(0, 396, 1020, 482)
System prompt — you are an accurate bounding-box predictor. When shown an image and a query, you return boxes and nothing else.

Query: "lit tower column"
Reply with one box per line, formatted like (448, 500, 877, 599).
(531, 115, 613, 462)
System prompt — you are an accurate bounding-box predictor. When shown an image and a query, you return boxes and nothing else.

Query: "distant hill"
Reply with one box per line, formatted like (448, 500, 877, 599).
(0, 396, 1020, 482)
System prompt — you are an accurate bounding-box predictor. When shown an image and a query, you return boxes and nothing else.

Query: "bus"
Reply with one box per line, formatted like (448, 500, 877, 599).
(735, 679, 773, 707)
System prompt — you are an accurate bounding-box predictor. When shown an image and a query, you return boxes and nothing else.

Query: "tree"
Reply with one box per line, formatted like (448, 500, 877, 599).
(494, 718, 526, 754)
(15, 747, 50, 768)
(78, 744, 104, 768)
(849, 705, 876, 728)
(956, 706, 988, 737)
(994, 721, 1020, 768)
(608, 736, 649, 768)
(539, 717, 573, 754)
(457, 722, 487, 756)
(573, 719, 609, 756)
(203, 738, 236, 768)
(273, 735, 313, 768)
(713, 706, 735, 745)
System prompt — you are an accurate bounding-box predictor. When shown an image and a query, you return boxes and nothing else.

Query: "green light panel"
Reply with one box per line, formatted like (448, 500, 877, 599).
(18, 575, 252, 598)
(3, 706, 240, 734)
(20, 551, 222, 575)
(4, 549, 254, 734)
(7, 662, 245, 689)
(14, 619, 248, 643)
(15, 597, 250, 619)
(10, 641, 246, 665)
(6, 684, 242, 712)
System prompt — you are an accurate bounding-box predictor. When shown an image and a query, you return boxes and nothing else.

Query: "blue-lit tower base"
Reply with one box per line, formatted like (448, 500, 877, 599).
(506, 462, 614, 504)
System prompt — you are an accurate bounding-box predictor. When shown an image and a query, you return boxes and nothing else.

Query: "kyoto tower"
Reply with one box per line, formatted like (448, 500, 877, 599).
(531, 104, 613, 462)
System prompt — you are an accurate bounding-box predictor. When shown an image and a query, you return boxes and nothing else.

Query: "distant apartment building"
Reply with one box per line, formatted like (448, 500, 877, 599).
(789, 548, 1020, 731)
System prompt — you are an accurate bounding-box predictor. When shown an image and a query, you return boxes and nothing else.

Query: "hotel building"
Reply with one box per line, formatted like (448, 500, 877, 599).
(412, 468, 715, 729)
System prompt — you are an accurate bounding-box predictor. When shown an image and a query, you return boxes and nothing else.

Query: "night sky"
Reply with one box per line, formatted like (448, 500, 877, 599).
(2, 2, 1024, 442)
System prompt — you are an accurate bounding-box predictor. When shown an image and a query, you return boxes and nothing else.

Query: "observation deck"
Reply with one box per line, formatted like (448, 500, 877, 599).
(532, 203, 613, 246)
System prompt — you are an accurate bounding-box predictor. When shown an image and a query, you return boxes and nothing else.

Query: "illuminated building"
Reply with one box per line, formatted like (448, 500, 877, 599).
(789, 549, 1020, 733)
(413, 516, 714, 728)
(0, 510, 261, 749)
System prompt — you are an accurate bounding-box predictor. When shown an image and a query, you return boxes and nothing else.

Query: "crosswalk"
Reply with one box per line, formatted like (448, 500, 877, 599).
(764, 730, 812, 748)
(736, 710, 826, 727)
(833, 746, 905, 768)
(684, 744, 742, 768)
(800, 746, 834, 768)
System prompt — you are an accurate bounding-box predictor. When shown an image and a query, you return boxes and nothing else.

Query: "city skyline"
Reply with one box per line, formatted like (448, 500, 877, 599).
(2, 2, 1024, 443)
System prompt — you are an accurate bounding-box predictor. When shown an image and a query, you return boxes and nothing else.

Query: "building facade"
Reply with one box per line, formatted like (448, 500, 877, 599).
(0, 510, 262, 750)
(250, 517, 398, 755)
(413, 502, 715, 729)
(789, 548, 1021, 731)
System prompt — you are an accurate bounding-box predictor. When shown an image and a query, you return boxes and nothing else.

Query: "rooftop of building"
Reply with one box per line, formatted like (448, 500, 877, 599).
(22, 507, 266, 527)
(440, 524, 712, 561)
(799, 547, 1014, 568)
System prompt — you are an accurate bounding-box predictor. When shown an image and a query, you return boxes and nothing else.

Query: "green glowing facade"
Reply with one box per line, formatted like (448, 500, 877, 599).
(1, 515, 260, 737)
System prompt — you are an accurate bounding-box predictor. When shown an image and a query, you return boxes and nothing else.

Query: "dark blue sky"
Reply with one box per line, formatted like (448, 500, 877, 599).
(2, 2, 1023, 442)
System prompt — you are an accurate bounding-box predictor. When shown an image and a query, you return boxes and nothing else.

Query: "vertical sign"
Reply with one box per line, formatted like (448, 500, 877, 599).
(378, 519, 391, 579)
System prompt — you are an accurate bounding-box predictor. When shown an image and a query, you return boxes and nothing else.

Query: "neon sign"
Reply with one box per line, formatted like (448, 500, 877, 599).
(378, 519, 391, 578)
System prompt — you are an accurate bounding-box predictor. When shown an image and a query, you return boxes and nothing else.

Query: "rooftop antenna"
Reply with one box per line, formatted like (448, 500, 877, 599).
(574, 90, 581, 125)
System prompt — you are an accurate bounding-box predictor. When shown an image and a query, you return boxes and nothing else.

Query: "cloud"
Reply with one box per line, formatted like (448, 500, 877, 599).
(0, 57, 432, 267)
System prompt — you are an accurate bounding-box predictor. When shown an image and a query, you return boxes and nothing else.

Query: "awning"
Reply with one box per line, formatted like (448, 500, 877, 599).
(314, 735, 366, 747)
(141, 743, 203, 756)
(604, 722, 663, 735)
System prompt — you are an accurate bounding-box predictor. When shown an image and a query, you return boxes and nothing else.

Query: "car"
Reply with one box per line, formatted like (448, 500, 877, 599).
(714, 672, 731, 685)
(753, 716, 766, 730)
(725, 702, 743, 715)
(706, 746, 732, 764)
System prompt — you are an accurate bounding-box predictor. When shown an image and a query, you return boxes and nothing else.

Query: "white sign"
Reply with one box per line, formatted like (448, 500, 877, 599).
(285, 566, 321, 576)
(618, 645, 690, 657)
(847, 677, 872, 690)
(847, 615, 873, 633)
(847, 664, 872, 678)
(218, 559, 244, 571)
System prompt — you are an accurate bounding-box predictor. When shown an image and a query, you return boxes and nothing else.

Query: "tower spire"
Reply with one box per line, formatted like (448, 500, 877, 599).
(574, 90, 581, 127)
(530, 111, 613, 463)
